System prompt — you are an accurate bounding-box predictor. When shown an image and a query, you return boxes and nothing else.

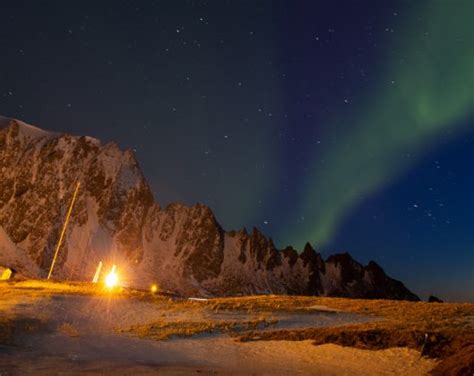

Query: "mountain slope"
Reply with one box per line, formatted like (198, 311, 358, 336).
(0, 117, 419, 301)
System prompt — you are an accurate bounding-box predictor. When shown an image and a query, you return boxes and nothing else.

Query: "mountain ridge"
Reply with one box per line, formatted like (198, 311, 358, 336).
(0, 116, 419, 301)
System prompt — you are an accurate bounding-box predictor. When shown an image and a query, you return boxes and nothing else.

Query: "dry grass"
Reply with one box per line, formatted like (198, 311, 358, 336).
(0, 279, 139, 298)
(58, 322, 80, 337)
(0, 280, 210, 309)
(202, 294, 473, 326)
(202, 295, 317, 313)
(0, 280, 104, 304)
(122, 317, 277, 340)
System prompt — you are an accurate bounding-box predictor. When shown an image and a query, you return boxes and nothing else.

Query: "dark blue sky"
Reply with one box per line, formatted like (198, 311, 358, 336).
(1, 1, 472, 302)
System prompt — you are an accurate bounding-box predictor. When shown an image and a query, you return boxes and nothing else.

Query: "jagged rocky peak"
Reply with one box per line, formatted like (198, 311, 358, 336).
(0, 117, 154, 279)
(323, 253, 419, 301)
(164, 202, 225, 282)
(300, 242, 324, 268)
(281, 246, 299, 266)
(0, 115, 58, 142)
(0, 116, 420, 301)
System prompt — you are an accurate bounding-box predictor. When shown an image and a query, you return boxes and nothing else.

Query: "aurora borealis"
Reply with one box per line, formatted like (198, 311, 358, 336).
(290, 1, 474, 247)
(1, 1, 473, 301)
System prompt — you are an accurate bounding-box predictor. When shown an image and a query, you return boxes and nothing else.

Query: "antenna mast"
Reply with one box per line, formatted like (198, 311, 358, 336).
(47, 182, 81, 280)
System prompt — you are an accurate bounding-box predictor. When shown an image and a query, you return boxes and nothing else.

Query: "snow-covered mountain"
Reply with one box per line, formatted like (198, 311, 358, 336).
(0, 117, 419, 300)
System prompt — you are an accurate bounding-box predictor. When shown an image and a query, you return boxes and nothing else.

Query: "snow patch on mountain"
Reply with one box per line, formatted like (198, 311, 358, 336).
(0, 116, 56, 140)
(0, 226, 40, 276)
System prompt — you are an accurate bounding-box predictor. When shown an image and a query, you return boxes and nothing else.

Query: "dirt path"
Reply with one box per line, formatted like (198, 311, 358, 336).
(0, 294, 438, 375)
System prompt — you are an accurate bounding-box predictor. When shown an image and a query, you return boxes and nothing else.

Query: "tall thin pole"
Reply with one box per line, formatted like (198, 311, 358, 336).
(47, 182, 81, 280)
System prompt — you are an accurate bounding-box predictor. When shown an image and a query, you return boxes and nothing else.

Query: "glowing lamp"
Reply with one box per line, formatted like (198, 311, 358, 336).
(150, 284, 158, 293)
(105, 265, 118, 288)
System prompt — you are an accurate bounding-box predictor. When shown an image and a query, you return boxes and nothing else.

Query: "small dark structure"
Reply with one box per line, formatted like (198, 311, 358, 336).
(428, 295, 443, 303)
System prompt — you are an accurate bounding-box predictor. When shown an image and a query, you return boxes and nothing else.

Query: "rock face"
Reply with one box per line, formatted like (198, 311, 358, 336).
(0, 116, 419, 300)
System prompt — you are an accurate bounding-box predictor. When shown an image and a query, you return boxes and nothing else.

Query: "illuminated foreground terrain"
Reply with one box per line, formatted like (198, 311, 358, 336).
(0, 281, 472, 375)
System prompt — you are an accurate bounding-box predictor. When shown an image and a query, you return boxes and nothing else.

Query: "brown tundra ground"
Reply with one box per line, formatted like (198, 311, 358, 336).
(0, 280, 473, 375)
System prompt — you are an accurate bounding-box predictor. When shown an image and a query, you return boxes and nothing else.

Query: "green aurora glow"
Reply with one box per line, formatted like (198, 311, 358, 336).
(289, 2, 474, 248)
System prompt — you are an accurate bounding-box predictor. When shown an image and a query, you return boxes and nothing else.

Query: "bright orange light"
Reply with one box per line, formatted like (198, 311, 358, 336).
(105, 265, 118, 288)
(150, 284, 158, 293)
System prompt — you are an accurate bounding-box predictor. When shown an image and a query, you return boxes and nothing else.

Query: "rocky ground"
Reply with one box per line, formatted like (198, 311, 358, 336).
(1, 280, 472, 375)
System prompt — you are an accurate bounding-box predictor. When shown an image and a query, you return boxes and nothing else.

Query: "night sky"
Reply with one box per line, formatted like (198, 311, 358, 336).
(1, 1, 473, 302)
